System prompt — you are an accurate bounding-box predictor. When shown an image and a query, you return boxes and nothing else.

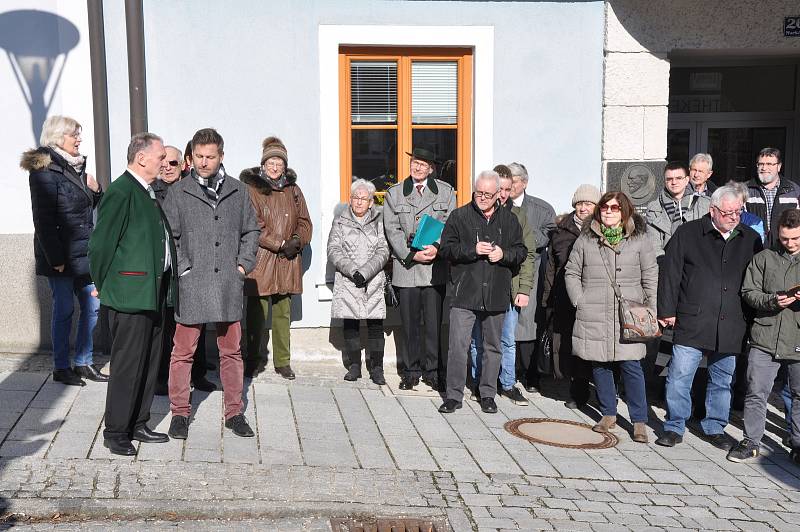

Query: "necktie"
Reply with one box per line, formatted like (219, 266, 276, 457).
(416, 184, 424, 196)
(147, 185, 157, 200)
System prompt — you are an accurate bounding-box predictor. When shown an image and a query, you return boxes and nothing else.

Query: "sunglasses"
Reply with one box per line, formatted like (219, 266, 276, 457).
(166, 160, 180, 167)
(599, 204, 621, 213)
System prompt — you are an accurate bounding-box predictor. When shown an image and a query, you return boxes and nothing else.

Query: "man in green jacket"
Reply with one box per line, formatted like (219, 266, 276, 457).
(728, 208, 800, 464)
(89, 132, 175, 456)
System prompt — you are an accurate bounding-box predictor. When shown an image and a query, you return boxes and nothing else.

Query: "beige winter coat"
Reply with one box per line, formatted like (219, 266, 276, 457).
(327, 206, 389, 320)
(564, 215, 658, 362)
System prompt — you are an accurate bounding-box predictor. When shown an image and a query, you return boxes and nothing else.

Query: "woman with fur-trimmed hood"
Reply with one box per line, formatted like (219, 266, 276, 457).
(241, 136, 312, 380)
(22, 115, 107, 386)
(565, 191, 658, 444)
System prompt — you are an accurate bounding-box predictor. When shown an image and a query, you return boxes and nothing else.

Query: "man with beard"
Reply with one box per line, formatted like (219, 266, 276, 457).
(745, 148, 800, 247)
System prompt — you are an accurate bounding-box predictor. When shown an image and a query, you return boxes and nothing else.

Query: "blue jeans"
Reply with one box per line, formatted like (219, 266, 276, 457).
(469, 304, 518, 391)
(781, 382, 793, 433)
(664, 344, 736, 435)
(47, 276, 99, 370)
(592, 360, 648, 423)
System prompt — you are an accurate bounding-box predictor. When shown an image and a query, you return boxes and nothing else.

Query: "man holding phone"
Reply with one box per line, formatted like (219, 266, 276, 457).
(728, 208, 800, 464)
(438, 170, 527, 414)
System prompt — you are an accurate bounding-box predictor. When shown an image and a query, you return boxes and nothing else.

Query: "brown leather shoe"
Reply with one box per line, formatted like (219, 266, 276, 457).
(592, 415, 617, 433)
(632, 422, 649, 443)
(275, 365, 296, 380)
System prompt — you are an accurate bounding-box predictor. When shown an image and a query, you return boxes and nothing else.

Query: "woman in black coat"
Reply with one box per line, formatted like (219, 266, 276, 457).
(22, 115, 107, 386)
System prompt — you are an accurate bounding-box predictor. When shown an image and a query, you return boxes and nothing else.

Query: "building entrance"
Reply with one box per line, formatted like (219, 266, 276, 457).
(667, 63, 800, 185)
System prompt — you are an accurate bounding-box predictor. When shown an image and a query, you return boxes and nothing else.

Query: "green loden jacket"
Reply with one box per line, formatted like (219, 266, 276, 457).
(741, 248, 800, 361)
(510, 202, 536, 304)
(89, 172, 177, 313)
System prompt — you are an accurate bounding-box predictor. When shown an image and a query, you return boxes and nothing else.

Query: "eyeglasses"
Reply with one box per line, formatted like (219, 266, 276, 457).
(756, 162, 779, 167)
(474, 191, 497, 200)
(350, 196, 371, 203)
(166, 160, 180, 167)
(410, 160, 430, 169)
(265, 161, 285, 169)
(600, 204, 621, 213)
(713, 206, 743, 218)
(665, 176, 688, 182)
(67, 132, 82, 139)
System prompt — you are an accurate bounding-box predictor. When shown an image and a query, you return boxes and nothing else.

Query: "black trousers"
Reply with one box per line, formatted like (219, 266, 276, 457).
(552, 331, 592, 404)
(156, 312, 208, 387)
(396, 285, 444, 379)
(516, 340, 538, 387)
(342, 318, 385, 368)
(104, 302, 165, 441)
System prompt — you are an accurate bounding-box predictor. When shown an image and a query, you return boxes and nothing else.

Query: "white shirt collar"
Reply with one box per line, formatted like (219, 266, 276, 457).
(512, 194, 524, 207)
(127, 168, 150, 190)
(413, 178, 428, 190)
(711, 219, 733, 240)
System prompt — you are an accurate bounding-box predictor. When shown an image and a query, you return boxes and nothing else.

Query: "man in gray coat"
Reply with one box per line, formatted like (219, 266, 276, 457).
(162, 128, 259, 440)
(383, 147, 456, 391)
(507, 162, 556, 392)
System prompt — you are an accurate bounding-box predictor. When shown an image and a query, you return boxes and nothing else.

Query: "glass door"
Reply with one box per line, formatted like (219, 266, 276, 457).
(667, 121, 699, 164)
(700, 121, 793, 184)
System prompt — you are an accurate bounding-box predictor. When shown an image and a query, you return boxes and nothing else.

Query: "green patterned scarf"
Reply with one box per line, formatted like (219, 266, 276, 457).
(601, 225, 624, 246)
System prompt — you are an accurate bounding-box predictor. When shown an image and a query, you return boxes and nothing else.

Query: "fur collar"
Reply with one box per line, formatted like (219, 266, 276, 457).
(240, 166, 297, 194)
(20, 147, 58, 172)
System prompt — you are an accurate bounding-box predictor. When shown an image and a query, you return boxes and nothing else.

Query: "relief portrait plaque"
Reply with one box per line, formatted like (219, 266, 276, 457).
(605, 161, 666, 214)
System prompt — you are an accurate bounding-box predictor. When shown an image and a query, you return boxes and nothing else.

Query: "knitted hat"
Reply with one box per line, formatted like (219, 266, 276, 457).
(571, 184, 601, 206)
(261, 136, 288, 165)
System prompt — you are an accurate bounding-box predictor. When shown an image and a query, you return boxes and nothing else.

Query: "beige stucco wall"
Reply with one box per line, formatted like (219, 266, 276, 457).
(602, 0, 800, 181)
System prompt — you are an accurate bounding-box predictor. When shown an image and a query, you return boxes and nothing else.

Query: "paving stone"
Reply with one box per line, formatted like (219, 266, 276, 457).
(569, 511, 608, 522)
(608, 502, 647, 515)
(643, 515, 682, 527)
(603, 513, 648, 526)
(545, 519, 593, 531)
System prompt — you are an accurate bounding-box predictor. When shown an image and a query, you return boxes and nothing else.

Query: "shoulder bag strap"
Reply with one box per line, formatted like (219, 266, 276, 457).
(597, 243, 624, 301)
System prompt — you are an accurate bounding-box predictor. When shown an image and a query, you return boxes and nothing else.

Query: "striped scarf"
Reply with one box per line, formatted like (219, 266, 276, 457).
(193, 166, 225, 207)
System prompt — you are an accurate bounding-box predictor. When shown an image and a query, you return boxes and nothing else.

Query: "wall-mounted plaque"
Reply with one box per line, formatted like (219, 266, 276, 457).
(785, 16, 800, 37)
(605, 161, 666, 213)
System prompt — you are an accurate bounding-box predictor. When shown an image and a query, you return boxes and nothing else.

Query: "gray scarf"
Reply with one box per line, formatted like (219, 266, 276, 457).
(51, 145, 85, 175)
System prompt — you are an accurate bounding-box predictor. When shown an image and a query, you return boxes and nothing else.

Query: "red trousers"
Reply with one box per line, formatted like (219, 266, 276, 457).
(169, 321, 244, 420)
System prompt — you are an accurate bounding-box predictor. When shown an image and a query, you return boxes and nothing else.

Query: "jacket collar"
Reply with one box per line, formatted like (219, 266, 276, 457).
(402, 176, 439, 196)
(556, 211, 581, 235)
(700, 213, 744, 239)
(182, 168, 237, 206)
(340, 205, 380, 225)
(49, 147, 93, 201)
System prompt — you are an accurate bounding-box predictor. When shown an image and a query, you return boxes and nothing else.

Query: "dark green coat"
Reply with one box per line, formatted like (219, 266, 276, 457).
(89, 172, 176, 313)
(742, 249, 800, 360)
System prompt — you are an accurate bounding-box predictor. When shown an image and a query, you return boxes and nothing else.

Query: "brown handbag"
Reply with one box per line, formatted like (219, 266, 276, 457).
(599, 246, 661, 343)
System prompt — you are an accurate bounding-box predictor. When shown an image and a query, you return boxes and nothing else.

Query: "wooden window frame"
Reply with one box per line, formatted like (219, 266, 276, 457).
(339, 46, 473, 205)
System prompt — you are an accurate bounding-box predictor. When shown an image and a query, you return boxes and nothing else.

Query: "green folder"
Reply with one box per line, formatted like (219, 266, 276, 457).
(411, 214, 445, 250)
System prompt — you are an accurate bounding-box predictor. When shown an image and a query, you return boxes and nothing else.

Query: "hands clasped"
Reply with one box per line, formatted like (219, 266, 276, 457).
(476, 241, 503, 263)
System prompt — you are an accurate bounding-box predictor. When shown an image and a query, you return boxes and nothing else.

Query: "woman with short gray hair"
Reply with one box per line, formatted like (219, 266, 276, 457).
(22, 115, 107, 386)
(327, 179, 390, 384)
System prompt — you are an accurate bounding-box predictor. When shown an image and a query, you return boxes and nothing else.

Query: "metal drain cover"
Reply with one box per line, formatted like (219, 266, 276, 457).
(505, 417, 619, 449)
(330, 517, 450, 532)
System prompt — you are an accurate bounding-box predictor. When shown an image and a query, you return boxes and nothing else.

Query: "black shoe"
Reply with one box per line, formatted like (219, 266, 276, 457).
(727, 439, 760, 462)
(565, 400, 586, 410)
(53, 368, 85, 387)
(275, 365, 296, 380)
(422, 375, 441, 392)
(438, 399, 462, 414)
(469, 388, 481, 402)
(369, 367, 386, 386)
(73, 364, 109, 382)
(500, 386, 529, 406)
(168, 415, 189, 440)
(703, 432, 735, 451)
(192, 377, 217, 392)
(225, 414, 255, 437)
(344, 365, 361, 381)
(104, 438, 136, 456)
(399, 376, 416, 390)
(655, 430, 683, 447)
(132, 426, 169, 443)
(480, 397, 498, 414)
(524, 383, 540, 394)
(244, 363, 257, 379)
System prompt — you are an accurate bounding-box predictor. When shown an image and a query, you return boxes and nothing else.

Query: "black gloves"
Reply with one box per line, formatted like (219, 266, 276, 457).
(280, 236, 302, 260)
(352, 271, 367, 288)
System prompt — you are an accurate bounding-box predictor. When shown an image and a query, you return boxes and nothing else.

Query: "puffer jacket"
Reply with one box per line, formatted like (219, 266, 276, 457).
(327, 206, 389, 320)
(745, 178, 800, 246)
(565, 214, 658, 362)
(542, 212, 582, 335)
(742, 248, 800, 360)
(240, 167, 313, 296)
(23, 147, 102, 277)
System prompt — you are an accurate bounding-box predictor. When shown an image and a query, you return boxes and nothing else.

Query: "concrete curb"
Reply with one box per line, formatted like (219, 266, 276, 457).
(1, 498, 449, 522)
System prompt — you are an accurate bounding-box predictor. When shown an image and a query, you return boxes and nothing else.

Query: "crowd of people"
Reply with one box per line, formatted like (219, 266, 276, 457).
(23, 115, 799, 466)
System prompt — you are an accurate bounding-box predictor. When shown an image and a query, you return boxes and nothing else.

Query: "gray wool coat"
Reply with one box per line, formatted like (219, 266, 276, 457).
(565, 215, 658, 362)
(515, 193, 556, 342)
(383, 177, 456, 287)
(162, 170, 260, 325)
(327, 206, 390, 320)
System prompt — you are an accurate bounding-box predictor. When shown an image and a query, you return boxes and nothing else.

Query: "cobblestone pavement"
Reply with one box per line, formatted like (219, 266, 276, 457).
(1, 353, 799, 531)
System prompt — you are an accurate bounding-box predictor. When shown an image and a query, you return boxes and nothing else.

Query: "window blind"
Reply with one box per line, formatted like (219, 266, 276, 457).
(350, 61, 397, 124)
(412, 61, 457, 125)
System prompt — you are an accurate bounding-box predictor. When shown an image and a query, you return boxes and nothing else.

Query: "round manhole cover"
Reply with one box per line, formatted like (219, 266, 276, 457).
(505, 418, 618, 449)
